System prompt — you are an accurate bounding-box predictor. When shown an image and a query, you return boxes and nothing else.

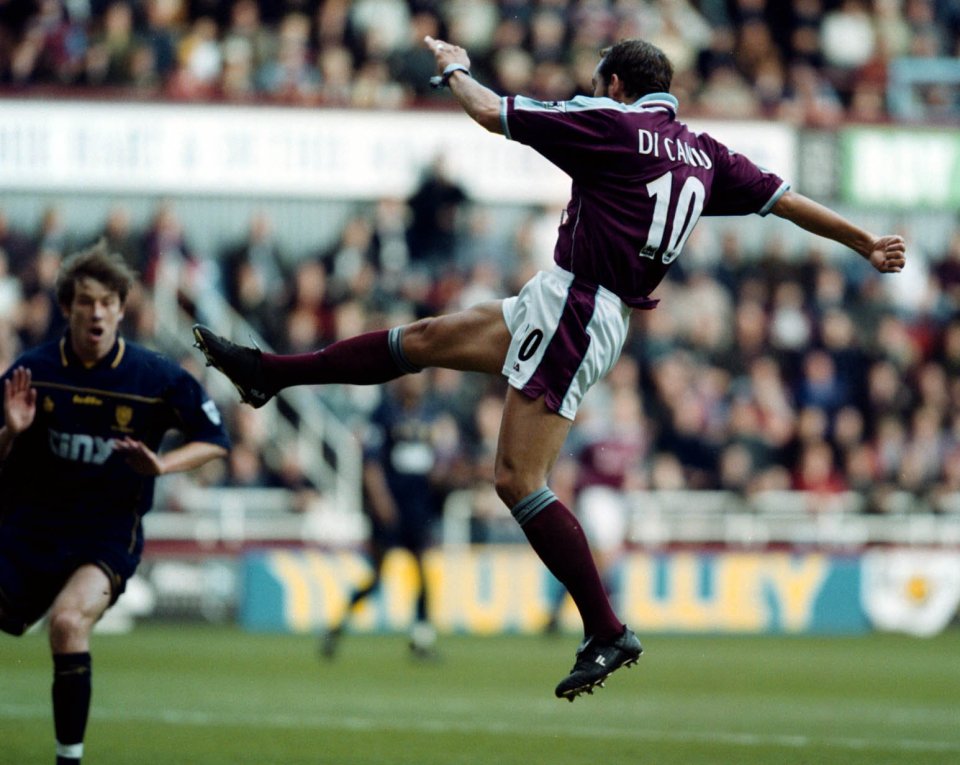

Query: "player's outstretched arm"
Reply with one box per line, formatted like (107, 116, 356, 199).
(0, 367, 37, 461)
(113, 436, 227, 476)
(771, 190, 906, 273)
(424, 36, 503, 134)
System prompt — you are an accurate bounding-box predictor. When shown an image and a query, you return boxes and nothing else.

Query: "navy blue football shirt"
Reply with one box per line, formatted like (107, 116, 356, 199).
(0, 334, 229, 542)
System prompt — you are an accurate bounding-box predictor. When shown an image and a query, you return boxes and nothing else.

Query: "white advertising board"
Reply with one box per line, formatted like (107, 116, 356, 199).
(0, 100, 796, 204)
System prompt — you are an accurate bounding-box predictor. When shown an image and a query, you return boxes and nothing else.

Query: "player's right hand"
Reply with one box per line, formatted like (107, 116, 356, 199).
(112, 436, 164, 476)
(867, 234, 906, 273)
(3, 367, 37, 434)
(424, 35, 471, 73)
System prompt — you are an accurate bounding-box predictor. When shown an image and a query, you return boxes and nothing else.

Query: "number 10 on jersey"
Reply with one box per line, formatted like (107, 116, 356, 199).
(640, 170, 705, 264)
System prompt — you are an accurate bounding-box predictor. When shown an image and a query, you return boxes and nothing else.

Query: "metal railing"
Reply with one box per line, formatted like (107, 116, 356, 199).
(440, 488, 960, 549)
(150, 250, 362, 519)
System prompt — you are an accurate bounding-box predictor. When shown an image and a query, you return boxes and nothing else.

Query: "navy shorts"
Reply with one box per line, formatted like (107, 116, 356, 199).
(0, 518, 139, 635)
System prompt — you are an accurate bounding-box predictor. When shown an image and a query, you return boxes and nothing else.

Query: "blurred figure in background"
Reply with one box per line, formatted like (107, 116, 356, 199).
(320, 371, 445, 660)
(405, 155, 469, 271)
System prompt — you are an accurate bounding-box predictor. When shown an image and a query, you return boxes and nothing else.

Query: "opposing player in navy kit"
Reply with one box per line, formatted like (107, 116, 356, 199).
(321, 373, 442, 660)
(0, 241, 229, 764)
(193, 38, 906, 700)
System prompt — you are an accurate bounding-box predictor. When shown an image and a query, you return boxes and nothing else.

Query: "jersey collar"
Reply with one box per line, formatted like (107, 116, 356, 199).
(60, 333, 126, 370)
(633, 92, 678, 114)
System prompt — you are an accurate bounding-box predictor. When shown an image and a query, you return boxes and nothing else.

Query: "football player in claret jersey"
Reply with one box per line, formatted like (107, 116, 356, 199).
(0, 241, 229, 765)
(193, 38, 906, 701)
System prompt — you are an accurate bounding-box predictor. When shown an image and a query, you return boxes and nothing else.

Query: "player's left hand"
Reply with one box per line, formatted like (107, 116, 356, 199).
(866, 234, 907, 273)
(113, 436, 164, 476)
(424, 35, 470, 74)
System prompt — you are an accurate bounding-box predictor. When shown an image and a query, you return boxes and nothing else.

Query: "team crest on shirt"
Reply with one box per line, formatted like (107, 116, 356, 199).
(43, 396, 55, 413)
(114, 404, 134, 433)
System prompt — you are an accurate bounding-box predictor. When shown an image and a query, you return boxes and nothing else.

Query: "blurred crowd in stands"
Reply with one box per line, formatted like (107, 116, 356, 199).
(1, 0, 959, 123)
(2, 184, 960, 517)
(2, 0, 960, 526)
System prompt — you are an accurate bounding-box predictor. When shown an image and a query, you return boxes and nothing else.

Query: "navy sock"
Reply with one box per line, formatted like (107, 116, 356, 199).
(52, 652, 92, 764)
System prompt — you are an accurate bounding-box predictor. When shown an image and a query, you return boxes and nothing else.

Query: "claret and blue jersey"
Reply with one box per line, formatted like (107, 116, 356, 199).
(502, 92, 790, 308)
(0, 333, 229, 546)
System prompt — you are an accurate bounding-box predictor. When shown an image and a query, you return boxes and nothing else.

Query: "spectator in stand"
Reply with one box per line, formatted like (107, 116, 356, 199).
(793, 438, 847, 496)
(166, 15, 222, 100)
(350, 56, 407, 108)
(142, 0, 179, 81)
(820, 0, 877, 102)
(405, 155, 469, 271)
(256, 12, 319, 103)
(903, 404, 948, 488)
(220, 212, 287, 315)
(933, 230, 960, 303)
(940, 319, 960, 381)
(697, 63, 761, 118)
(222, 440, 271, 488)
(90, 205, 139, 273)
(222, 0, 276, 77)
(349, 0, 410, 63)
(832, 404, 867, 458)
(316, 43, 354, 105)
(0, 209, 34, 282)
(34, 205, 70, 260)
(0, 248, 22, 326)
(17, 245, 64, 349)
(84, 1, 138, 87)
(796, 349, 849, 417)
(139, 201, 219, 325)
(389, 10, 445, 100)
(319, 212, 380, 305)
(279, 259, 337, 354)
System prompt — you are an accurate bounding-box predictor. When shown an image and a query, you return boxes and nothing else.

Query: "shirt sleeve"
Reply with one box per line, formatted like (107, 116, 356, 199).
(503, 95, 617, 177)
(702, 135, 790, 217)
(167, 366, 231, 450)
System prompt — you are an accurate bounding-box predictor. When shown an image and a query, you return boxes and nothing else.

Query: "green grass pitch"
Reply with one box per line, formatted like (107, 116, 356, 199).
(2, 624, 958, 765)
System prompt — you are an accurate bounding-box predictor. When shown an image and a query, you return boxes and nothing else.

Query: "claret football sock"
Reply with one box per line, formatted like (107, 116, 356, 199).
(52, 652, 91, 765)
(261, 327, 421, 390)
(512, 491, 624, 641)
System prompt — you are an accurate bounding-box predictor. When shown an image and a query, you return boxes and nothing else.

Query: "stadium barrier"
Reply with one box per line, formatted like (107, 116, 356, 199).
(134, 488, 960, 637)
(234, 546, 960, 638)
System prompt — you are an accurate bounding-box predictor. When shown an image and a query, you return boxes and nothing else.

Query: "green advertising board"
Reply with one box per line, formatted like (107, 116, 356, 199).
(841, 126, 960, 209)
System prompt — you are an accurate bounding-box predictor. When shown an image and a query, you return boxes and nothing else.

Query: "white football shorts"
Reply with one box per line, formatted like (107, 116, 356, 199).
(501, 266, 632, 420)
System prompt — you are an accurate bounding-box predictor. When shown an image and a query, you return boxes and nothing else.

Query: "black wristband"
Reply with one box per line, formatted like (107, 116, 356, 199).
(429, 63, 471, 89)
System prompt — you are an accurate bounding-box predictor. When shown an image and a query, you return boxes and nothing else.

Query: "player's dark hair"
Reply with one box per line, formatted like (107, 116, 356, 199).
(56, 239, 137, 307)
(598, 39, 673, 99)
